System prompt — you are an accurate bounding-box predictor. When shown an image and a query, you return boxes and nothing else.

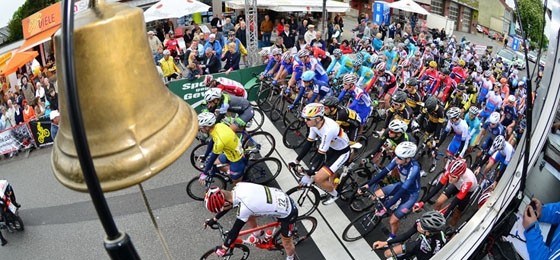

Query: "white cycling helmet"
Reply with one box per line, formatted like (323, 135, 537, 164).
(301, 103, 325, 119)
(488, 112, 501, 124)
(375, 62, 386, 71)
(204, 88, 222, 102)
(388, 119, 408, 133)
(508, 95, 516, 103)
(198, 112, 217, 127)
(369, 54, 379, 64)
(446, 107, 462, 120)
(259, 49, 270, 57)
(297, 49, 309, 58)
(491, 135, 506, 151)
(342, 73, 357, 85)
(271, 48, 282, 56)
(395, 141, 417, 159)
(468, 106, 480, 115)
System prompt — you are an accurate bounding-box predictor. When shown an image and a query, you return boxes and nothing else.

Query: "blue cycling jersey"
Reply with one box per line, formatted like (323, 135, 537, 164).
(369, 158, 422, 193)
(501, 104, 518, 126)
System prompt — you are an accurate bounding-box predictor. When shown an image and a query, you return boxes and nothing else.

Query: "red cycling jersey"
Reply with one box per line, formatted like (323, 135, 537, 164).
(215, 77, 247, 98)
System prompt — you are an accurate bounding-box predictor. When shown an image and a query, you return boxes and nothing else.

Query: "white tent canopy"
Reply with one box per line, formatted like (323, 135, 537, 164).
(389, 0, 429, 15)
(225, 0, 350, 13)
(144, 0, 211, 23)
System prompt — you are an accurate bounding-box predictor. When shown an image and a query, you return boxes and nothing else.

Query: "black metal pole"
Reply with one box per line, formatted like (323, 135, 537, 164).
(61, 0, 139, 258)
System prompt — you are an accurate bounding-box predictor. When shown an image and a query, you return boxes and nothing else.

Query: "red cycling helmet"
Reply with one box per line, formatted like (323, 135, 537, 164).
(447, 159, 467, 178)
(204, 186, 226, 213)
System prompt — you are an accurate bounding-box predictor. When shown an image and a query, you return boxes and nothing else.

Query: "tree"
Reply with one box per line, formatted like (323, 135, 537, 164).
(516, 0, 548, 49)
(5, 0, 60, 44)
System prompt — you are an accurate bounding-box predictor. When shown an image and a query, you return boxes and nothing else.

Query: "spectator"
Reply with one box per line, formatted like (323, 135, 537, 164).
(235, 21, 248, 47)
(327, 38, 340, 54)
(201, 47, 221, 75)
(20, 75, 35, 106)
(4, 99, 15, 128)
(277, 18, 285, 36)
(339, 39, 353, 54)
(159, 50, 181, 81)
(183, 39, 201, 66)
(221, 42, 241, 74)
(0, 106, 6, 131)
(223, 17, 234, 33)
(210, 26, 224, 47)
(204, 34, 223, 59)
(260, 14, 274, 46)
(334, 14, 344, 32)
(210, 14, 221, 31)
(50, 110, 60, 140)
(224, 31, 248, 66)
(147, 31, 163, 54)
(304, 24, 317, 44)
(34, 97, 46, 119)
(287, 15, 298, 35)
(35, 80, 45, 103)
(165, 31, 180, 57)
(354, 19, 366, 38)
(185, 52, 202, 80)
(14, 101, 23, 125)
(523, 198, 560, 260)
(295, 35, 307, 51)
(281, 23, 296, 49)
(218, 13, 227, 32)
(183, 26, 195, 48)
(46, 88, 58, 111)
(22, 100, 36, 123)
(153, 46, 164, 65)
(297, 19, 309, 37)
(332, 24, 342, 42)
(310, 31, 326, 51)
(272, 37, 287, 53)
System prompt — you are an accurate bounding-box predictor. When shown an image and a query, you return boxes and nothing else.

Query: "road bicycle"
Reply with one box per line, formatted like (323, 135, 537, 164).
(186, 157, 282, 201)
(200, 216, 317, 259)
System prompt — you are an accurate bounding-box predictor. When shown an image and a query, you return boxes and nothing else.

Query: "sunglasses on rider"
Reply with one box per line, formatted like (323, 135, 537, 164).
(396, 155, 406, 161)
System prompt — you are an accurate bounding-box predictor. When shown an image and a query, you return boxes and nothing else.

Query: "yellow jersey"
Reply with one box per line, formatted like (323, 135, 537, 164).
(210, 123, 243, 162)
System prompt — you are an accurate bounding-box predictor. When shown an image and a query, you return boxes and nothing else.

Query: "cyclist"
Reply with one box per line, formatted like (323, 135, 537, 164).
(464, 106, 482, 153)
(416, 159, 478, 227)
(338, 74, 372, 134)
(353, 58, 375, 88)
(204, 88, 253, 133)
(203, 184, 297, 260)
(290, 71, 332, 110)
(325, 49, 353, 79)
(365, 119, 414, 166)
(500, 95, 518, 138)
(204, 75, 247, 99)
(298, 49, 329, 83)
(477, 135, 515, 188)
(362, 141, 422, 239)
(450, 59, 468, 84)
(476, 70, 494, 106)
(366, 62, 397, 107)
(260, 48, 283, 80)
(419, 60, 440, 96)
(475, 111, 506, 164)
(372, 211, 447, 260)
(381, 91, 414, 135)
(436, 107, 470, 172)
(290, 103, 351, 205)
(445, 83, 471, 114)
(274, 52, 296, 86)
(321, 96, 361, 143)
(404, 78, 423, 115)
(197, 112, 247, 186)
(436, 68, 457, 103)
(509, 119, 526, 147)
(416, 96, 446, 170)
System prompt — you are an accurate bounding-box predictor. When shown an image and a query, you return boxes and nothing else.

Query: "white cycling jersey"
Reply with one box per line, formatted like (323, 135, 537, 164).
(232, 182, 292, 222)
(308, 117, 350, 152)
(445, 119, 470, 141)
(452, 168, 479, 193)
(488, 141, 515, 165)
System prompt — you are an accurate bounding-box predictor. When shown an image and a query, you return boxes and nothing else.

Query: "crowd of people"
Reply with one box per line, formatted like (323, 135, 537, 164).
(188, 9, 549, 259)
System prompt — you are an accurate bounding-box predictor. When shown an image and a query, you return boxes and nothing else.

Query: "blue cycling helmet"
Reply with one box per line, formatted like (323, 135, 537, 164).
(302, 71, 315, 82)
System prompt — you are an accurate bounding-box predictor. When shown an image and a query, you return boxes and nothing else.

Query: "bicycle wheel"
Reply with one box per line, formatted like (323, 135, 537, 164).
(257, 85, 274, 112)
(246, 108, 265, 133)
(283, 120, 308, 149)
(190, 143, 208, 171)
(424, 170, 445, 201)
(463, 154, 472, 169)
(186, 175, 227, 201)
(269, 95, 285, 122)
(342, 210, 382, 242)
(248, 83, 261, 107)
(243, 132, 275, 161)
(200, 244, 250, 260)
(286, 186, 320, 217)
(349, 193, 376, 213)
(339, 175, 360, 202)
(244, 158, 281, 184)
(282, 108, 299, 127)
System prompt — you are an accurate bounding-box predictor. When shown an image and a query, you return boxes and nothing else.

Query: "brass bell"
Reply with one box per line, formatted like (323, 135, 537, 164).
(51, 0, 198, 192)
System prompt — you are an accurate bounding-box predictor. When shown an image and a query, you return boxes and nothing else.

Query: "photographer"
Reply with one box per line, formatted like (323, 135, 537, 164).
(522, 198, 560, 259)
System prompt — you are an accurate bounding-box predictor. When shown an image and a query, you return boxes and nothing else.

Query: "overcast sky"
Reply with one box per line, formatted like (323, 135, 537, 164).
(1, 0, 26, 28)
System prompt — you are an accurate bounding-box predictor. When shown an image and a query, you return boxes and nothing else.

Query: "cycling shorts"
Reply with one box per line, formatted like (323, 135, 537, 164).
(380, 183, 419, 219)
(234, 107, 255, 128)
(447, 138, 465, 156)
(218, 154, 247, 180)
(490, 151, 509, 166)
(442, 185, 473, 212)
(469, 133, 479, 146)
(480, 136, 493, 150)
(277, 198, 298, 237)
(355, 107, 372, 125)
(322, 146, 351, 177)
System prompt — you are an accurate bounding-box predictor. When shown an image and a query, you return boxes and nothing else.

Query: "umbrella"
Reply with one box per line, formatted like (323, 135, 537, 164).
(0, 51, 38, 76)
(144, 0, 211, 23)
(389, 0, 429, 16)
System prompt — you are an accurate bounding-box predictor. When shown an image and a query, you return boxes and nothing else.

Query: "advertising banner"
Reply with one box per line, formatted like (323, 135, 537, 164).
(0, 123, 36, 155)
(0, 128, 18, 155)
(373, 1, 391, 26)
(28, 120, 54, 147)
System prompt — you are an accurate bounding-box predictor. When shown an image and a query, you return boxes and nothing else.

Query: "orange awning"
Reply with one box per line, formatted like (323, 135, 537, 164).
(0, 51, 39, 76)
(18, 26, 60, 53)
